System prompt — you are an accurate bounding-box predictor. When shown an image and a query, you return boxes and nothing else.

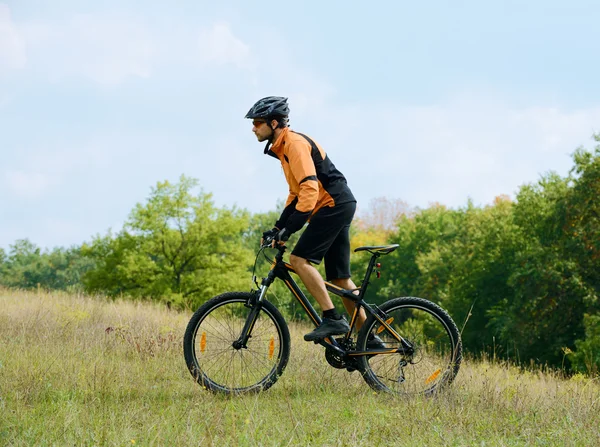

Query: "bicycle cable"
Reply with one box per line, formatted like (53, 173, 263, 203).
(251, 238, 279, 288)
(251, 245, 266, 289)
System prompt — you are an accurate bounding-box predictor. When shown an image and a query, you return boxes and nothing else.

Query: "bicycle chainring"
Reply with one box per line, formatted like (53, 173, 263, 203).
(324, 349, 345, 369)
(324, 337, 359, 372)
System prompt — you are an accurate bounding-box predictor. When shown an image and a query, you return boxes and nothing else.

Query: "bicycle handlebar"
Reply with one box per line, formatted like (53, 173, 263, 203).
(260, 236, 287, 251)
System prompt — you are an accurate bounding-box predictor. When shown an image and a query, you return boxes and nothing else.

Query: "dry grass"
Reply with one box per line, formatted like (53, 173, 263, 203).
(0, 289, 599, 446)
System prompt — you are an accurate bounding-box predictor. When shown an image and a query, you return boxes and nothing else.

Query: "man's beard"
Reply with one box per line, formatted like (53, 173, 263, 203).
(256, 129, 273, 143)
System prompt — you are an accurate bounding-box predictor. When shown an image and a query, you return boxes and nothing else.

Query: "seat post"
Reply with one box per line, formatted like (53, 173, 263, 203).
(359, 252, 380, 298)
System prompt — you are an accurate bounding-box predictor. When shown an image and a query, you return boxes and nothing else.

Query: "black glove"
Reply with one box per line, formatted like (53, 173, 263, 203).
(261, 228, 279, 244)
(276, 228, 290, 242)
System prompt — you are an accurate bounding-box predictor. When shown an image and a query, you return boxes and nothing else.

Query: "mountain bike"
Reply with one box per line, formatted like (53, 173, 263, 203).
(183, 239, 462, 395)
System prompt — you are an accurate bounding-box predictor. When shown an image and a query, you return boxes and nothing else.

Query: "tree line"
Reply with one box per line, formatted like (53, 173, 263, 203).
(2, 136, 599, 375)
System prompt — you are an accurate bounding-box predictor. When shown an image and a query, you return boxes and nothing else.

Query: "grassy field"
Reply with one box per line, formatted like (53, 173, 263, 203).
(1, 290, 599, 446)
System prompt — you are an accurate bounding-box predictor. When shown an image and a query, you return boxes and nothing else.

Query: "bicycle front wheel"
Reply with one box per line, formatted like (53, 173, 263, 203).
(183, 292, 290, 394)
(357, 297, 462, 395)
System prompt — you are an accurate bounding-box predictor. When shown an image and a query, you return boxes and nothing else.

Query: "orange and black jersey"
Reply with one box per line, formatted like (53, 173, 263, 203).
(266, 127, 356, 234)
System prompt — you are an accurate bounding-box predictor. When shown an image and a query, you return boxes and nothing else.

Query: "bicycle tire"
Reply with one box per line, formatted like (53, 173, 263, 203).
(357, 297, 462, 395)
(183, 292, 291, 394)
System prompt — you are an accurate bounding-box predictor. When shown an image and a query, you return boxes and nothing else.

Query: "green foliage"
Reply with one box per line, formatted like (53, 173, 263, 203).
(0, 239, 94, 291)
(572, 314, 600, 375)
(565, 138, 600, 299)
(493, 174, 586, 364)
(2, 239, 42, 288)
(83, 176, 253, 309)
(377, 203, 465, 305)
(500, 138, 600, 367)
(374, 136, 600, 371)
(243, 205, 281, 252)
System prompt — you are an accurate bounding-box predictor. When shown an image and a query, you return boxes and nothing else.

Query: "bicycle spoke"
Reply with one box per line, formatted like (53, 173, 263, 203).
(359, 298, 461, 395)
(184, 295, 289, 393)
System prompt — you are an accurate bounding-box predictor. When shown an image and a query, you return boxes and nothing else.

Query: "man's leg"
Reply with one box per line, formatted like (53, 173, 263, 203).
(332, 277, 385, 348)
(289, 254, 334, 311)
(289, 254, 351, 341)
(331, 277, 367, 330)
(289, 203, 356, 341)
(289, 259, 366, 327)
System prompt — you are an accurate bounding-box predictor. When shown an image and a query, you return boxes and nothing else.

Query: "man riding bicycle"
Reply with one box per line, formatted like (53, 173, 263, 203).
(246, 96, 382, 347)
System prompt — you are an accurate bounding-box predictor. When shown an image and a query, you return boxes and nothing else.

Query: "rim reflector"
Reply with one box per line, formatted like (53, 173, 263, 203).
(425, 369, 441, 384)
(269, 337, 275, 359)
(200, 332, 206, 353)
(376, 318, 394, 334)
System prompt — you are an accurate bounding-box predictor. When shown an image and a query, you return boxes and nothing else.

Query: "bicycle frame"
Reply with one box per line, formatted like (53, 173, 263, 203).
(239, 244, 414, 358)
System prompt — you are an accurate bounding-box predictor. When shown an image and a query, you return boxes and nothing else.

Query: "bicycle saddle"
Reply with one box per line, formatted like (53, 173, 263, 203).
(354, 244, 399, 255)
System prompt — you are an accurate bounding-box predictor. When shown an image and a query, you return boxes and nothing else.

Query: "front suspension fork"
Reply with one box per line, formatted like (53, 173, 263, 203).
(233, 302, 261, 349)
(233, 285, 268, 349)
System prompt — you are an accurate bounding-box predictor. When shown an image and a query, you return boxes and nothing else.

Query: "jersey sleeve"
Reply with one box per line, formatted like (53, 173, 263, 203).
(281, 139, 319, 233)
(274, 195, 297, 230)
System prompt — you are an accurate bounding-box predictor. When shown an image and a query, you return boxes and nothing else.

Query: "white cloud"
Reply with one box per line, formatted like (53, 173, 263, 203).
(11, 16, 255, 83)
(69, 14, 153, 83)
(293, 93, 600, 209)
(4, 170, 54, 199)
(198, 22, 254, 70)
(2, 142, 115, 200)
(0, 3, 26, 71)
(21, 13, 153, 84)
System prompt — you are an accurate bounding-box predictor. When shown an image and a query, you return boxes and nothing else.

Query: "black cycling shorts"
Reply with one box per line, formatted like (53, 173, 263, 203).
(291, 201, 356, 281)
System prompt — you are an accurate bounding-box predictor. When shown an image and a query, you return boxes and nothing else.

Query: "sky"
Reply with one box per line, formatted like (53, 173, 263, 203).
(1, 0, 600, 250)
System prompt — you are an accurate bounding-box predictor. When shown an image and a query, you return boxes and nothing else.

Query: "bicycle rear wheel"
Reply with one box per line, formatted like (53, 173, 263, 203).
(183, 292, 290, 394)
(357, 297, 462, 395)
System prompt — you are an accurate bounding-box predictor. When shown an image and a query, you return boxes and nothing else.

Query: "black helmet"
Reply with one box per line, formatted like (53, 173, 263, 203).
(245, 96, 289, 119)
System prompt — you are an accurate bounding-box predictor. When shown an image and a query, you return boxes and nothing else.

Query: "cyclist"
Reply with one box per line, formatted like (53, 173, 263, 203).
(246, 96, 382, 347)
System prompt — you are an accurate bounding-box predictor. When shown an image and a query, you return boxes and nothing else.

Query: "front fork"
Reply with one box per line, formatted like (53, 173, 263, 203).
(233, 282, 270, 349)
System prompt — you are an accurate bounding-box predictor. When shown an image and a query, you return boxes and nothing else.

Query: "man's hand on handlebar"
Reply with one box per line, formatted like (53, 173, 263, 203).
(260, 227, 290, 248)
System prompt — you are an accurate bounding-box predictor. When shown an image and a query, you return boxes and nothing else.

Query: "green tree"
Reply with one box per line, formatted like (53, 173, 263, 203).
(1, 239, 43, 288)
(361, 137, 600, 371)
(380, 203, 465, 305)
(499, 143, 600, 367)
(0, 247, 7, 280)
(572, 314, 600, 375)
(0, 240, 95, 291)
(563, 135, 600, 373)
(433, 197, 522, 356)
(83, 176, 253, 309)
(381, 198, 523, 356)
(498, 173, 580, 365)
(564, 136, 600, 303)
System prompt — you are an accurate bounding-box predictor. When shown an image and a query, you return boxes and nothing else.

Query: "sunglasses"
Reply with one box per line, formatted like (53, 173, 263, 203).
(252, 120, 267, 127)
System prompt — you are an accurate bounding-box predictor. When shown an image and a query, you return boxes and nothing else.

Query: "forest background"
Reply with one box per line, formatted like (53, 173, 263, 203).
(2, 135, 599, 375)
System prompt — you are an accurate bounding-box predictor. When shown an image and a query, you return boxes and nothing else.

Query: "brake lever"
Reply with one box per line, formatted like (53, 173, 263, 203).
(261, 236, 275, 249)
(261, 236, 286, 250)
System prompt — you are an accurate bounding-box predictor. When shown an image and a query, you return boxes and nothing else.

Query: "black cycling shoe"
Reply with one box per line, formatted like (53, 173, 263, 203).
(367, 334, 386, 350)
(304, 317, 351, 342)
